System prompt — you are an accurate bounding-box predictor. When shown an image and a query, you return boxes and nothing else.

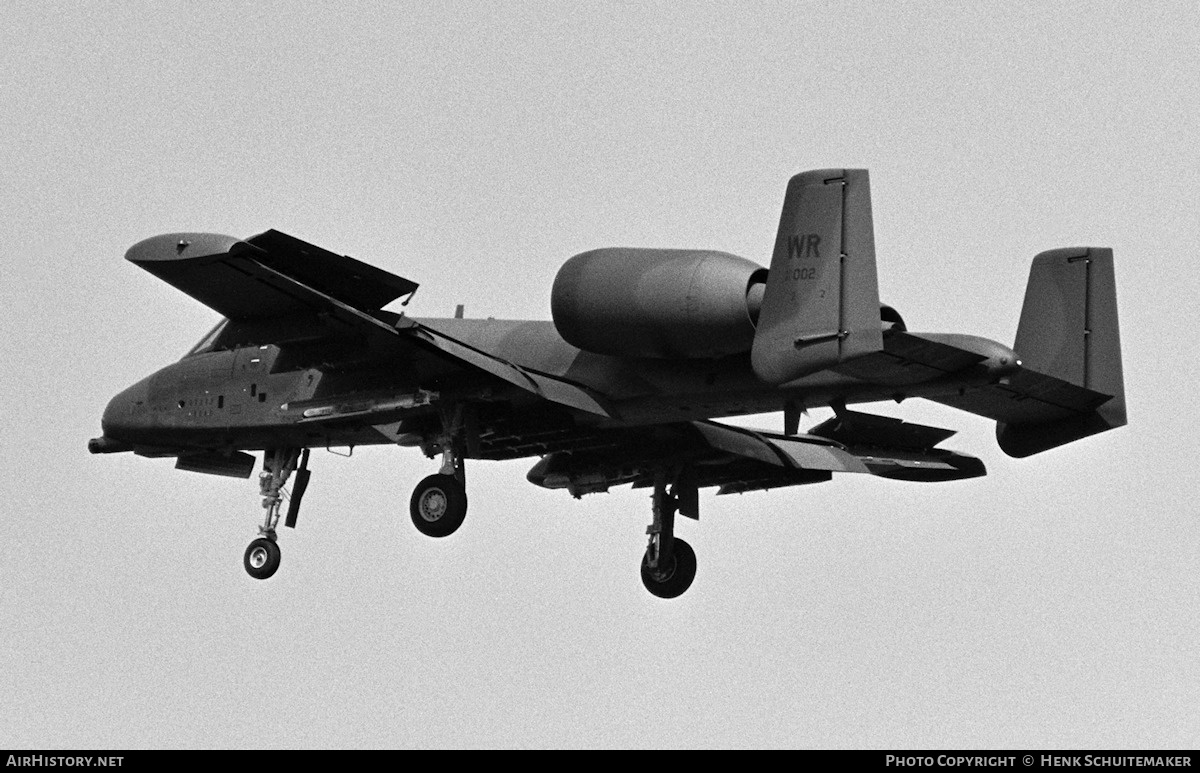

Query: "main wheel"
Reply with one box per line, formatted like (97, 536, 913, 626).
(244, 537, 281, 580)
(410, 473, 468, 537)
(640, 537, 696, 599)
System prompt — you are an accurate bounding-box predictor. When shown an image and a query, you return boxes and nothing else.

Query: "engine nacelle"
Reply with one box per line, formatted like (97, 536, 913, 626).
(551, 248, 767, 359)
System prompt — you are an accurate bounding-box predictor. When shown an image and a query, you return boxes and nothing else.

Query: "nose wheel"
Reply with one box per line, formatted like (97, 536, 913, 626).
(244, 537, 281, 580)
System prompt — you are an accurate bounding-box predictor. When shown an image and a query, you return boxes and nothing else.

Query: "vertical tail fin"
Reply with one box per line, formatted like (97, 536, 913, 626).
(751, 169, 883, 384)
(998, 247, 1127, 457)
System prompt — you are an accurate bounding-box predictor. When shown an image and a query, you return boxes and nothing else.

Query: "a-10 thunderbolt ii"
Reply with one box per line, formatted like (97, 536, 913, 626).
(89, 169, 1126, 598)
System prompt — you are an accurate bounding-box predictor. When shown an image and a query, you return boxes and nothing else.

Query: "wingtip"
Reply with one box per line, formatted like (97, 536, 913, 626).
(125, 233, 240, 264)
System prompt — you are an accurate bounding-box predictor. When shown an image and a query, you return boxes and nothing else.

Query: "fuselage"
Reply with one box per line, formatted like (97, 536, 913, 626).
(96, 316, 1017, 457)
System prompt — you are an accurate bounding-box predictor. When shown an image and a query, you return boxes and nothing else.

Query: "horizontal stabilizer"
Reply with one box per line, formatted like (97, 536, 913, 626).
(836, 330, 987, 385)
(932, 365, 1113, 425)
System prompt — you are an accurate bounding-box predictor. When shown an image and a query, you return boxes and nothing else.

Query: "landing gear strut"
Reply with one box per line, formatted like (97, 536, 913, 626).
(640, 472, 697, 598)
(409, 404, 471, 538)
(243, 447, 308, 580)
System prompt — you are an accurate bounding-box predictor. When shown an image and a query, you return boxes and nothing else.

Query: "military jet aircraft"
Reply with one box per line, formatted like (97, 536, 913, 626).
(89, 169, 1126, 598)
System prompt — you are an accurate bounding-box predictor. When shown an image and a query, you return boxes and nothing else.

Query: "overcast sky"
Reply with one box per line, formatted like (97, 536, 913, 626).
(2, 1, 1198, 749)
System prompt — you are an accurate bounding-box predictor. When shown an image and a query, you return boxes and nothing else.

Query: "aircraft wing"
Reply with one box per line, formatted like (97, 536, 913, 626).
(127, 230, 419, 320)
(403, 322, 617, 418)
(527, 411, 984, 499)
(126, 231, 618, 419)
(692, 413, 985, 491)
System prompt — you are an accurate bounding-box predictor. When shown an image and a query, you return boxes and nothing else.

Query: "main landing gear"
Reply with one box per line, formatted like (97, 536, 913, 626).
(640, 472, 697, 599)
(410, 445, 468, 538)
(243, 447, 309, 580)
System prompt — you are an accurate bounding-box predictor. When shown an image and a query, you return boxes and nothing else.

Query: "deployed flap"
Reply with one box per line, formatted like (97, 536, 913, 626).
(751, 169, 883, 384)
(244, 230, 418, 311)
(126, 230, 417, 320)
(692, 420, 869, 473)
(808, 409, 957, 450)
(692, 420, 983, 482)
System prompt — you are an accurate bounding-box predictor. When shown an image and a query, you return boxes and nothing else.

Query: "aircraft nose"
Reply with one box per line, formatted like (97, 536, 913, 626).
(100, 378, 152, 442)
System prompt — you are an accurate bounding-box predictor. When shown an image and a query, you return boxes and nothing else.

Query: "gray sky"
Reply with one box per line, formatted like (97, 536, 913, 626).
(2, 1, 1198, 749)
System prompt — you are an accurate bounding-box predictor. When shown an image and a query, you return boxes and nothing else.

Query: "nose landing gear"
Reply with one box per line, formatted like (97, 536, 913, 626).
(242, 447, 308, 580)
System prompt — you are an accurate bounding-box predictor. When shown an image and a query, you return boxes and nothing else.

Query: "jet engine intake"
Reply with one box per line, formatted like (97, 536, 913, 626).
(551, 248, 767, 359)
